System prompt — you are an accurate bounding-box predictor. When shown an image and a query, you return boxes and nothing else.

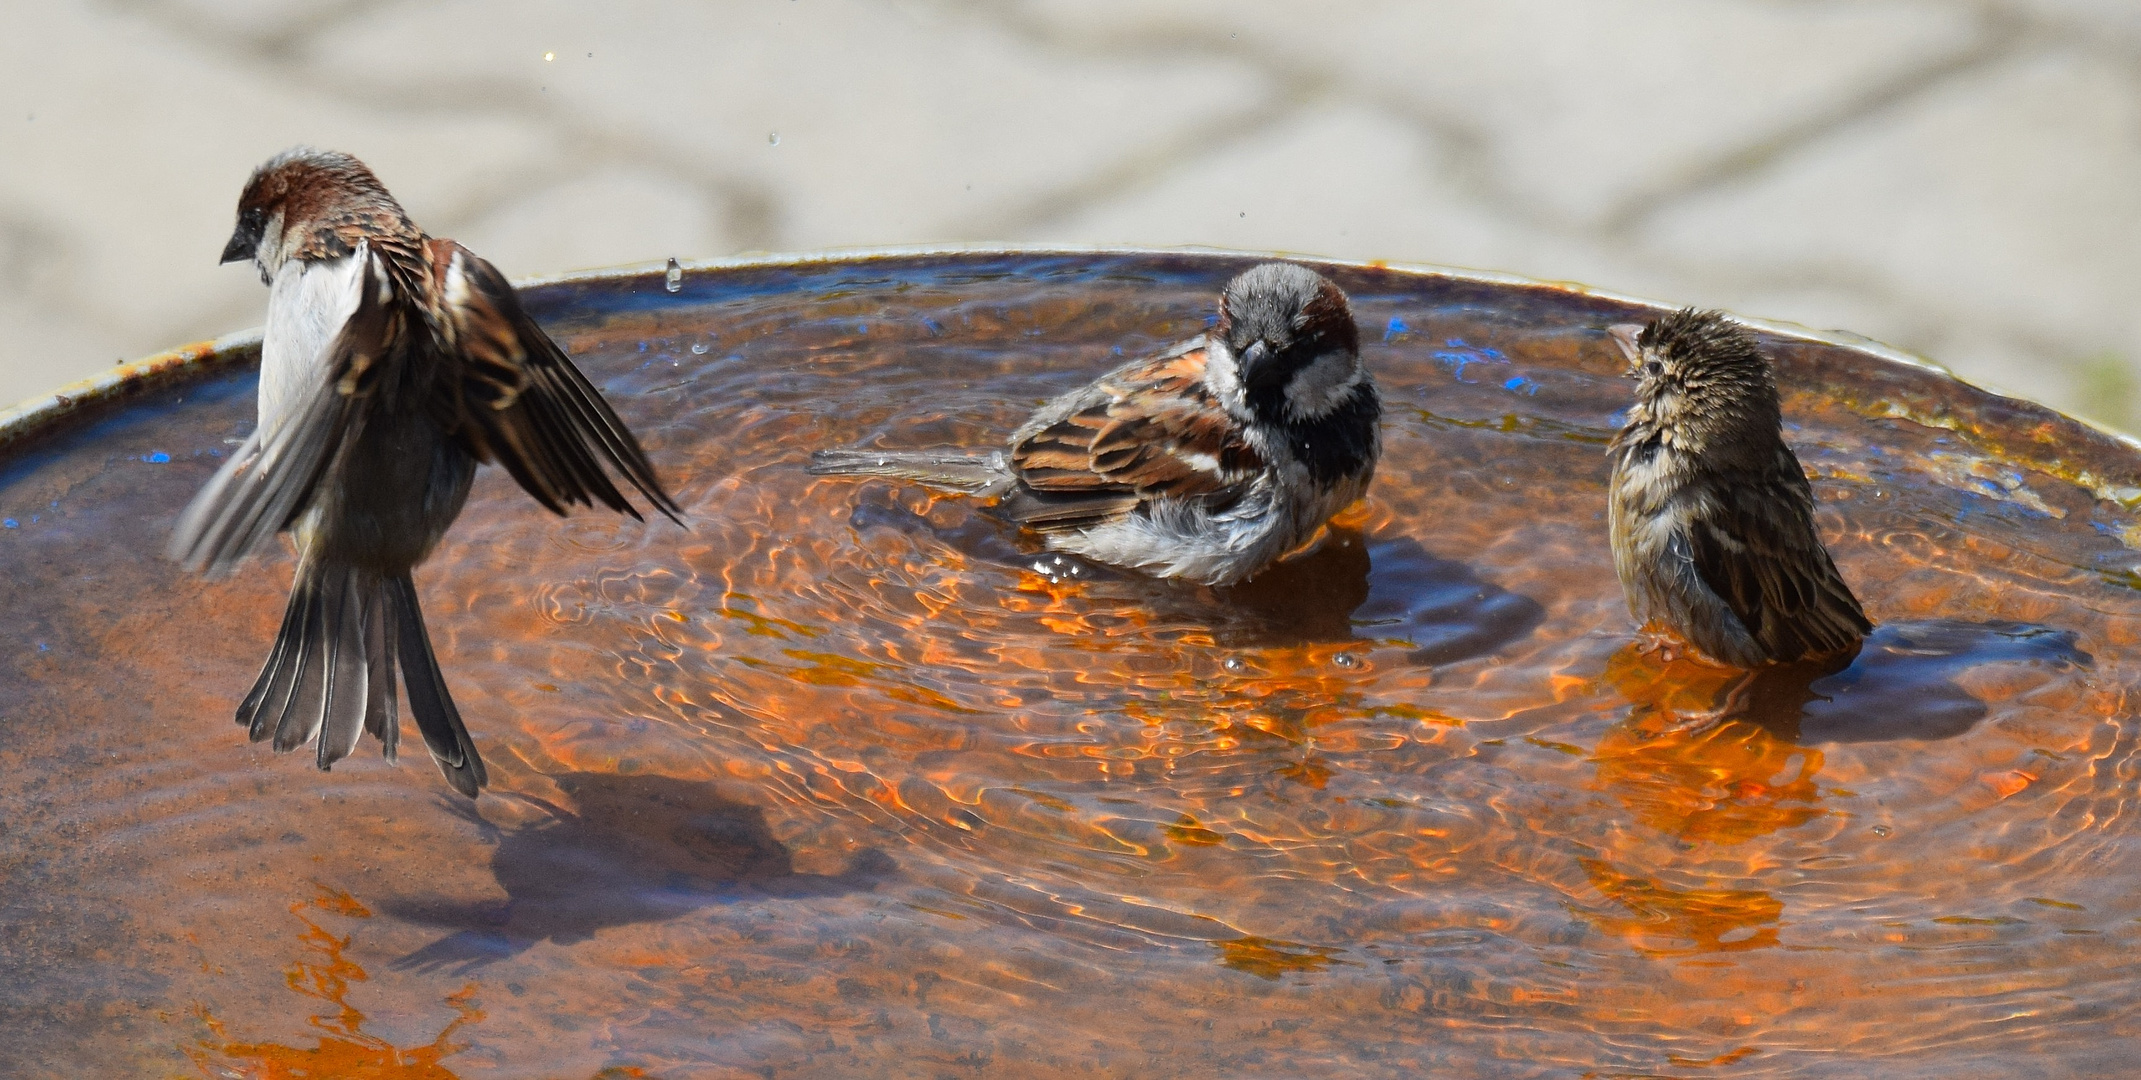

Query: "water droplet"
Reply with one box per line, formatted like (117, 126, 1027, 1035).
(1222, 657, 1247, 674)
(1029, 554, 1086, 583)
(664, 257, 682, 293)
(690, 342, 710, 355)
(1872, 825, 1893, 837)
(768, 132, 780, 146)
(1332, 653, 1360, 669)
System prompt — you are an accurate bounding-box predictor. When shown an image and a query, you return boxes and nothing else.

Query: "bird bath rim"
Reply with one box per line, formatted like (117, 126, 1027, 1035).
(6, 242, 2136, 498)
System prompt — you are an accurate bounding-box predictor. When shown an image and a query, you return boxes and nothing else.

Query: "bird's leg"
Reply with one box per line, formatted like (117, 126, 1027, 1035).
(1634, 630, 1681, 664)
(1657, 670, 1757, 736)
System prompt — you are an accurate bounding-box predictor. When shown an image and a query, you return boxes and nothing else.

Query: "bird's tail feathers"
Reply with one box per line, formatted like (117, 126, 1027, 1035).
(388, 574, 487, 797)
(237, 561, 386, 772)
(806, 448, 1010, 492)
(235, 562, 484, 797)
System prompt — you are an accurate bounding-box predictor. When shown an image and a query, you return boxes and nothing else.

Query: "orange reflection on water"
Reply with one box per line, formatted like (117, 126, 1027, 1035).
(1213, 936, 1346, 979)
(1594, 645, 1827, 846)
(1598, 642, 1752, 723)
(184, 886, 483, 1080)
(1577, 858, 1783, 956)
(1591, 720, 1826, 849)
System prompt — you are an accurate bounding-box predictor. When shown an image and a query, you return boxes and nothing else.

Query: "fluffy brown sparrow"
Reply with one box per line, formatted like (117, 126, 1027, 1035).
(808, 262, 1380, 586)
(171, 148, 680, 796)
(1606, 308, 1870, 669)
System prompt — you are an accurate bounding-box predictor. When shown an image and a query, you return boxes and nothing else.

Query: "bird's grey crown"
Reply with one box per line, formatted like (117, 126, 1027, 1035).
(1218, 262, 1335, 357)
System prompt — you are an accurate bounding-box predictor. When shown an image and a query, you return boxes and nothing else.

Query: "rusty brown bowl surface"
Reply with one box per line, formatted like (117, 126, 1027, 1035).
(3, 247, 2138, 1079)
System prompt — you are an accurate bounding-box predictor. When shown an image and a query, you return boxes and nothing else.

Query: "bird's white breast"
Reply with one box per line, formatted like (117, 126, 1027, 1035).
(1199, 337, 1253, 422)
(259, 242, 367, 437)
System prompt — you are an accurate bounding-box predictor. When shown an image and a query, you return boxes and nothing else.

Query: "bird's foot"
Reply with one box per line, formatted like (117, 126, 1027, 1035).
(1655, 671, 1757, 737)
(1634, 632, 1682, 664)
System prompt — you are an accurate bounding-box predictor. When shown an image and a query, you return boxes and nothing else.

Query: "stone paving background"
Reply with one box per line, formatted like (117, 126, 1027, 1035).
(3, 1, 2138, 431)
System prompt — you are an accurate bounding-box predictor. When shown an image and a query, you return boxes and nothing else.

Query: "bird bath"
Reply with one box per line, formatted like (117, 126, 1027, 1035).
(1, 248, 2136, 1078)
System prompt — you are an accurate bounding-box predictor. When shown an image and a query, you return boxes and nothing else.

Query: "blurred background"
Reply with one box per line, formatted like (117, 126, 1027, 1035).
(3, 0, 2137, 429)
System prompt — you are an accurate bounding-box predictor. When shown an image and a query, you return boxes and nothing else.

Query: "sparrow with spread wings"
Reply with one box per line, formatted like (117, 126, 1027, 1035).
(809, 262, 1380, 586)
(172, 148, 680, 796)
(1606, 308, 1870, 671)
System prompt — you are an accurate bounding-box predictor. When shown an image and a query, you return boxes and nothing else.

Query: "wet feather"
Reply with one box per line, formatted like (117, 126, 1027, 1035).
(1607, 308, 1871, 668)
(810, 262, 1379, 586)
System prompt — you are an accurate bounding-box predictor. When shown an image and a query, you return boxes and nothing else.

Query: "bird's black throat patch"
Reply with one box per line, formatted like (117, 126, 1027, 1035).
(1255, 383, 1380, 484)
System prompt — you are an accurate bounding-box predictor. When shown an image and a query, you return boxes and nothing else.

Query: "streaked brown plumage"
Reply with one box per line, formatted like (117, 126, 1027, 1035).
(998, 341, 1269, 529)
(1605, 308, 1870, 669)
(173, 147, 680, 795)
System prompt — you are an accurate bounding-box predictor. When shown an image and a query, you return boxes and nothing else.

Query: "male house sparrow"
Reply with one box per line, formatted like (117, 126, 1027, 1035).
(171, 148, 680, 796)
(1606, 308, 1870, 669)
(808, 262, 1379, 586)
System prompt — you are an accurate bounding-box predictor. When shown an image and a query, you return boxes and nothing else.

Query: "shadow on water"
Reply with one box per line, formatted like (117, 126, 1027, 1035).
(384, 772, 892, 974)
(1209, 531, 1545, 659)
(1359, 534, 1544, 662)
(1620, 620, 2091, 744)
(1747, 619, 2091, 744)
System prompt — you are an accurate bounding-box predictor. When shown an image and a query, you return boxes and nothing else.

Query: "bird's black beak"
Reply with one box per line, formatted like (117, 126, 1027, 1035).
(219, 225, 257, 265)
(1239, 339, 1277, 386)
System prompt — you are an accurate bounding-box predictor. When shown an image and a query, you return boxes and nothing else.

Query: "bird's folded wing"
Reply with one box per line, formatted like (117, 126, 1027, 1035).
(1005, 347, 1262, 530)
(1685, 456, 1870, 660)
(168, 252, 395, 577)
(431, 240, 680, 523)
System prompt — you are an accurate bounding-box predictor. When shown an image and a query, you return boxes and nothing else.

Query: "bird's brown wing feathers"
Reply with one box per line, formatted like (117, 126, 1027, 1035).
(1685, 448, 1870, 662)
(429, 240, 680, 523)
(169, 250, 403, 577)
(1003, 346, 1261, 531)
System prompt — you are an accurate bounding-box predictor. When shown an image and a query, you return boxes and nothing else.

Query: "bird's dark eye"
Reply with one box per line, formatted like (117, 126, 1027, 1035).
(1641, 361, 1662, 378)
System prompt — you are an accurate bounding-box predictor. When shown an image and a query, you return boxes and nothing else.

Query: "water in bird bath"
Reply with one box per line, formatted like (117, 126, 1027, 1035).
(0, 251, 2135, 1078)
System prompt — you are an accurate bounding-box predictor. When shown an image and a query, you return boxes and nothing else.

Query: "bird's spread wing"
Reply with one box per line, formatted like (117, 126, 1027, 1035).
(430, 240, 680, 523)
(170, 249, 400, 577)
(1684, 447, 1871, 661)
(1003, 345, 1262, 531)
